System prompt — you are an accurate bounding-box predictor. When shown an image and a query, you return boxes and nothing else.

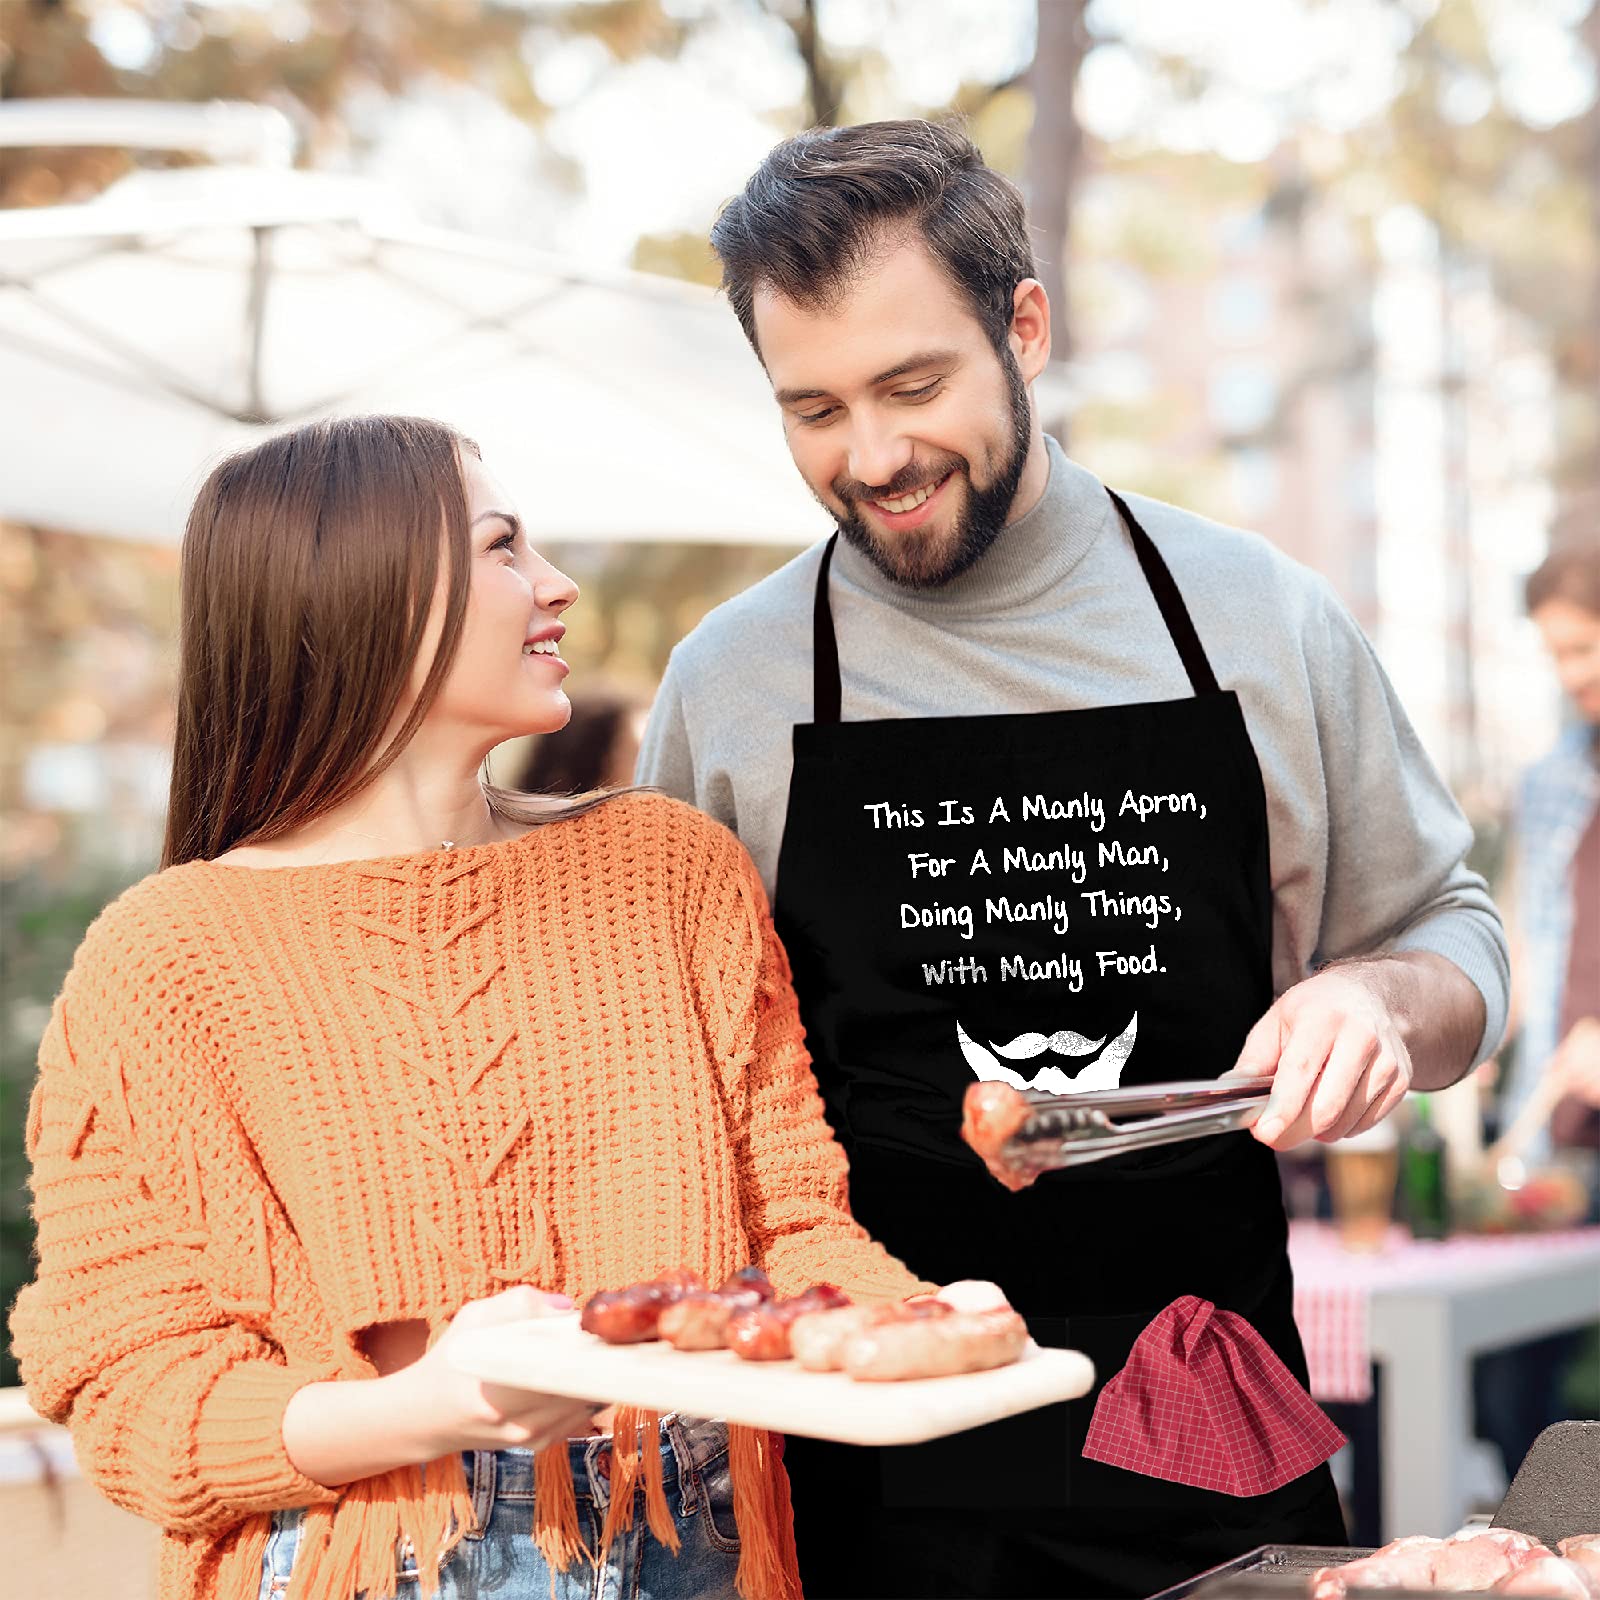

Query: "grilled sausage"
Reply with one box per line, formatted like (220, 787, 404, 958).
(580, 1269, 706, 1344)
(789, 1305, 878, 1371)
(719, 1266, 775, 1300)
(841, 1306, 1028, 1381)
(634, 1267, 774, 1350)
(659, 1292, 737, 1350)
(791, 1299, 954, 1372)
(659, 1269, 774, 1350)
(726, 1284, 851, 1361)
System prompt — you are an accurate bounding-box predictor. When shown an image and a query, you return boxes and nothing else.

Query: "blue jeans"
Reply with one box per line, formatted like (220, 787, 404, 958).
(258, 1417, 742, 1600)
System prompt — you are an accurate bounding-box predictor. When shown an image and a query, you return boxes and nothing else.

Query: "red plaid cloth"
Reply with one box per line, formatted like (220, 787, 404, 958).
(1083, 1295, 1346, 1496)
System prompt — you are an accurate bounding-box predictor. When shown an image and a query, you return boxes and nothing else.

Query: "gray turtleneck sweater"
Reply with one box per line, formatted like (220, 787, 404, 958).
(637, 437, 1509, 1063)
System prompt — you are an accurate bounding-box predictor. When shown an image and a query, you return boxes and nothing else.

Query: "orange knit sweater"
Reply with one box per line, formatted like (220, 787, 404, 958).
(11, 794, 932, 1600)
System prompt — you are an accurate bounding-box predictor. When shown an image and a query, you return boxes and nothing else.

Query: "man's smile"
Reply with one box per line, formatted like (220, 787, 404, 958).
(860, 470, 955, 531)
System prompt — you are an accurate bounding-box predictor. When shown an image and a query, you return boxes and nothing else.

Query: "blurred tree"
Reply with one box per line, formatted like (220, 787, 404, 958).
(782, 0, 842, 126)
(0, 0, 728, 207)
(0, 0, 546, 203)
(630, 226, 722, 287)
(1558, 0, 1600, 549)
(1023, 0, 1087, 439)
(1341, 0, 1600, 773)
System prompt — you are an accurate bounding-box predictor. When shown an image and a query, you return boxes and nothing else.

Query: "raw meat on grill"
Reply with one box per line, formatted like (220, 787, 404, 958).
(1493, 1556, 1600, 1596)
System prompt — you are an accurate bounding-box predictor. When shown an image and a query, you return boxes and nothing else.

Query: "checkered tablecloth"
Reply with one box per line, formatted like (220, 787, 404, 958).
(1288, 1222, 1600, 1403)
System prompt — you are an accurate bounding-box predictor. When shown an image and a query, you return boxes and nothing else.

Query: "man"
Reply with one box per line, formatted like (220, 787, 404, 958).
(1473, 546, 1600, 1491)
(639, 121, 1508, 1598)
(1506, 544, 1600, 1156)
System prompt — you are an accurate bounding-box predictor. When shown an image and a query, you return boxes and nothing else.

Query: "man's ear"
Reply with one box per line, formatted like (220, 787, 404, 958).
(1009, 279, 1052, 382)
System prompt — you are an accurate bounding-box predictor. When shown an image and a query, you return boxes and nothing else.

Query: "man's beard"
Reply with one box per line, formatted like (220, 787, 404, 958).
(828, 347, 1032, 591)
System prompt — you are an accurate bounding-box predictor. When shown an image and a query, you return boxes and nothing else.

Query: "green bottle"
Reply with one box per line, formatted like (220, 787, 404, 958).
(1402, 1093, 1450, 1240)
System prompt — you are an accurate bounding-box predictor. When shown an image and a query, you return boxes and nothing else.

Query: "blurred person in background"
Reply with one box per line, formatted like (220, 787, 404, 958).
(9, 414, 936, 1600)
(640, 119, 1508, 1599)
(1504, 543, 1600, 1157)
(1474, 542, 1600, 1487)
(514, 681, 648, 794)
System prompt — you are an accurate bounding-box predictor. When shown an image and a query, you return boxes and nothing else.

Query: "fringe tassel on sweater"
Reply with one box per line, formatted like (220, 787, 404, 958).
(525, 1416, 800, 1600)
(283, 1454, 474, 1600)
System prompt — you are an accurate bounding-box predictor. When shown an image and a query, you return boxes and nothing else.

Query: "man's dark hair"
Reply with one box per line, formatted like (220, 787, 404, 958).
(1526, 544, 1600, 618)
(710, 119, 1035, 358)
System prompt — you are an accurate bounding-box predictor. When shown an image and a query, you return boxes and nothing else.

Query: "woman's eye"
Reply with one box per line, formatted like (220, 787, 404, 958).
(490, 532, 516, 554)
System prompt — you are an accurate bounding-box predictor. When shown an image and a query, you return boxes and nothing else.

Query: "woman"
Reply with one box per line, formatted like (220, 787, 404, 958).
(10, 415, 934, 1600)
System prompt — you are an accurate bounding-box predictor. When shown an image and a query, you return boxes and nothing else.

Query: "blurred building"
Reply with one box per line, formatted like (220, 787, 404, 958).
(1071, 160, 1561, 803)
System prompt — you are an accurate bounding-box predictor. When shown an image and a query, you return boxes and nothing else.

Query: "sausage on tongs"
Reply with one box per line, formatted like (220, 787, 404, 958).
(580, 1268, 706, 1343)
(658, 1267, 776, 1350)
(960, 1082, 1038, 1191)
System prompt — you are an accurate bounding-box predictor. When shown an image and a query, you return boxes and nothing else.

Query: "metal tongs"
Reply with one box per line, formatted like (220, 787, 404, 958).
(1004, 1078, 1270, 1172)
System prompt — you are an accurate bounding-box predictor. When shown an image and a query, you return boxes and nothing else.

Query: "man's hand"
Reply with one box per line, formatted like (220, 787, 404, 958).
(1230, 965, 1415, 1148)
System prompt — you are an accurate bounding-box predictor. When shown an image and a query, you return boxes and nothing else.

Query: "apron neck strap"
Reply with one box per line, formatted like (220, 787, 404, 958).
(1106, 489, 1220, 697)
(810, 488, 1219, 725)
(814, 532, 844, 726)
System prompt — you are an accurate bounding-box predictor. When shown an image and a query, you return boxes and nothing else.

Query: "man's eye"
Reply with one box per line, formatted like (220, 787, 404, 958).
(897, 381, 941, 402)
(798, 408, 836, 426)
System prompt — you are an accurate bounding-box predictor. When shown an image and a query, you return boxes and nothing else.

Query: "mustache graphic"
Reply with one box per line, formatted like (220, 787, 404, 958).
(958, 1015, 1138, 1095)
(986, 1029, 1105, 1060)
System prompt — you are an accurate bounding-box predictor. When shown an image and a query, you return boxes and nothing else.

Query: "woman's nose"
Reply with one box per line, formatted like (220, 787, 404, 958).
(537, 565, 579, 614)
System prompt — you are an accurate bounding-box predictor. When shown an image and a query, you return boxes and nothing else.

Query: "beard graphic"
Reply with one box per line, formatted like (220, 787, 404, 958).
(957, 1014, 1138, 1095)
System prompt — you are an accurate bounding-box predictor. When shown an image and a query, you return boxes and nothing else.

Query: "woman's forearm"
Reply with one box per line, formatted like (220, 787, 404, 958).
(281, 1372, 428, 1487)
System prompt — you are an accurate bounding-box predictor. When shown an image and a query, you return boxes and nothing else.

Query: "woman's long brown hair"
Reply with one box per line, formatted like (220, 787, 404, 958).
(163, 414, 614, 869)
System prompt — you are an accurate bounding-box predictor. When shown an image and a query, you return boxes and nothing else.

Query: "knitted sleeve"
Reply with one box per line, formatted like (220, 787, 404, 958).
(9, 944, 341, 1536)
(695, 830, 937, 1302)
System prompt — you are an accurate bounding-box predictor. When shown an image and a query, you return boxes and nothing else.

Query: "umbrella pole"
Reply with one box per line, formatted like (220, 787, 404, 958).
(245, 225, 271, 424)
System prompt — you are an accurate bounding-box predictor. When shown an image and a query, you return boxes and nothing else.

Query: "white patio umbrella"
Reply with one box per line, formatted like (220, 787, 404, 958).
(0, 158, 828, 547)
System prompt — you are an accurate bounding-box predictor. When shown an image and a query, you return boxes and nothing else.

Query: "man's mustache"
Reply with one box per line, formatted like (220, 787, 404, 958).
(833, 458, 966, 506)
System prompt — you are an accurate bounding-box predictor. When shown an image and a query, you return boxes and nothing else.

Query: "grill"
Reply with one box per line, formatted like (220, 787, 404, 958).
(1145, 1422, 1600, 1599)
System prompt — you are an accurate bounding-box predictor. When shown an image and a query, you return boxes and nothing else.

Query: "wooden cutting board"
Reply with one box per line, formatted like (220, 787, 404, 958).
(446, 1312, 1096, 1446)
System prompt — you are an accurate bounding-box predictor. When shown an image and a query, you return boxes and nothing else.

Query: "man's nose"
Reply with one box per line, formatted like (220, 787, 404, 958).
(847, 418, 914, 494)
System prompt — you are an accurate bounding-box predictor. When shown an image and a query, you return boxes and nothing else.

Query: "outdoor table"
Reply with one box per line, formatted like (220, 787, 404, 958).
(1288, 1221, 1600, 1542)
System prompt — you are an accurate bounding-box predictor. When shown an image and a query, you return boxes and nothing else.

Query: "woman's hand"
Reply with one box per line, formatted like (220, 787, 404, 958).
(283, 1286, 601, 1487)
(390, 1286, 601, 1459)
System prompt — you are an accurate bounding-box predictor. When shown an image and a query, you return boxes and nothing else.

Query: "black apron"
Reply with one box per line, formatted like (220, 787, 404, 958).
(773, 493, 1345, 1599)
